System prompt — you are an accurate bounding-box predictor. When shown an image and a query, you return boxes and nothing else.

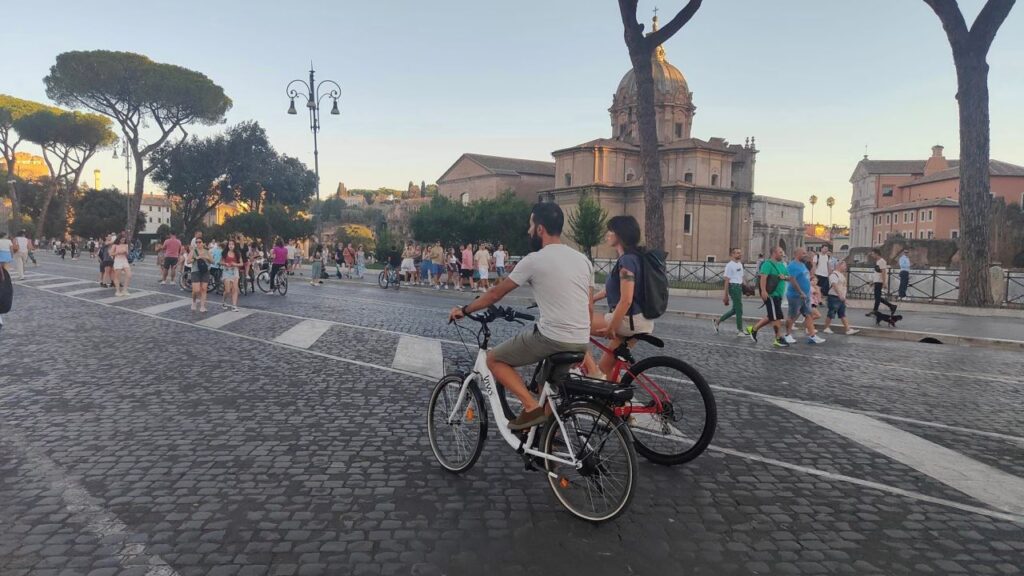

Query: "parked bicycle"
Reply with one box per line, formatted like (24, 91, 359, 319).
(377, 263, 400, 290)
(178, 264, 216, 293)
(428, 305, 638, 522)
(255, 264, 289, 295)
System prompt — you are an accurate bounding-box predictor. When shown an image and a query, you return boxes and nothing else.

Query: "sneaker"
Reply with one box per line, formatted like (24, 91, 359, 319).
(846, 328, 860, 336)
(735, 331, 747, 337)
(199, 307, 207, 313)
(808, 335, 826, 344)
(822, 327, 834, 334)
(746, 326, 758, 343)
(773, 338, 790, 348)
(434, 285, 440, 290)
(508, 406, 547, 431)
(784, 334, 797, 344)
(232, 306, 240, 312)
(712, 319, 720, 334)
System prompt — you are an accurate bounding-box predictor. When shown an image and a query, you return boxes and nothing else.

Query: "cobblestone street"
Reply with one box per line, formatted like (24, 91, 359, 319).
(2, 257, 1023, 575)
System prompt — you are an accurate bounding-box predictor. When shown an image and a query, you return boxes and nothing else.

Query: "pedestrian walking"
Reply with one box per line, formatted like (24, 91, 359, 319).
(0, 232, 13, 275)
(429, 241, 445, 289)
(109, 234, 133, 296)
(813, 244, 834, 297)
(867, 248, 897, 316)
(713, 247, 747, 336)
(0, 261, 11, 332)
(310, 243, 324, 286)
(220, 239, 242, 310)
(474, 243, 491, 292)
(160, 232, 182, 285)
(784, 248, 825, 345)
(494, 244, 508, 279)
(823, 260, 859, 335)
(897, 248, 911, 300)
(447, 247, 460, 290)
(12, 230, 32, 280)
(355, 244, 366, 279)
(747, 246, 790, 347)
(460, 243, 474, 291)
(190, 239, 212, 312)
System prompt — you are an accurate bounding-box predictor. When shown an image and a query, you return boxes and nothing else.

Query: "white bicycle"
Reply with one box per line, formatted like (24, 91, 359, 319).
(427, 305, 639, 522)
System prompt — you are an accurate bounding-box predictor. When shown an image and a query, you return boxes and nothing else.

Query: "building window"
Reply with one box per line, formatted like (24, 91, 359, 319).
(909, 211, 915, 223)
(882, 186, 893, 197)
(927, 209, 933, 221)
(148, 217, 152, 224)
(927, 230, 934, 239)
(877, 233, 882, 244)
(951, 229, 959, 239)
(460, 192, 469, 206)
(683, 213, 692, 235)
(919, 230, 925, 239)
(705, 255, 716, 263)
(619, 123, 627, 138)
(711, 174, 719, 186)
(885, 214, 891, 224)
(684, 172, 693, 184)
(564, 173, 572, 187)
(675, 123, 683, 138)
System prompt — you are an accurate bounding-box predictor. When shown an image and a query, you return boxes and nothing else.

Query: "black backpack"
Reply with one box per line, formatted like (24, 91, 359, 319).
(638, 249, 669, 319)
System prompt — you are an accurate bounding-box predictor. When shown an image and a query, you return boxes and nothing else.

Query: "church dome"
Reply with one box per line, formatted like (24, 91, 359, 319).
(613, 51, 691, 107)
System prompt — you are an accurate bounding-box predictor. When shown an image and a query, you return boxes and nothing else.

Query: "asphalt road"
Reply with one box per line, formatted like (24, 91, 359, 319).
(2, 254, 1023, 575)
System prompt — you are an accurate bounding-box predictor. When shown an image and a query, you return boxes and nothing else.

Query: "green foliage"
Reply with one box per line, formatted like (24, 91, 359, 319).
(221, 203, 312, 246)
(410, 192, 531, 254)
(567, 193, 608, 261)
(374, 226, 401, 262)
(151, 132, 228, 236)
(16, 179, 68, 238)
(0, 95, 63, 165)
(221, 121, 316, 212)
(71, 189, 145, 239)
(333, 223, 376, 254)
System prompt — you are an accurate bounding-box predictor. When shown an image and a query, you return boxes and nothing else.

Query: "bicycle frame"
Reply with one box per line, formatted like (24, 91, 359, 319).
(589, 338, 670, 418)
(447, 347, 582, 469)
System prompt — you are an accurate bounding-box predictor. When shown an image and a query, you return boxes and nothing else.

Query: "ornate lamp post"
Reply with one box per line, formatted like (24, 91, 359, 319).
(285, 65, 341, 240)
(826, 196, 836, 239)
(112, 138, 132, 216)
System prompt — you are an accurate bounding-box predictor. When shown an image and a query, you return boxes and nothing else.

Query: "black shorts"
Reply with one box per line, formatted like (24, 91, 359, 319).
(101, 260, 114, 271)
(163, 256, 178, 269)
(460, 269, 472, 279)
(765, 296, 784, 322)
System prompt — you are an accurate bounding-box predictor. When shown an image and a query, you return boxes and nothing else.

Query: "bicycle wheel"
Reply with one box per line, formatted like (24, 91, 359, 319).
(256, 271, 271, 293)
(544, 401, 637, 522)
(427, 375, 488, 473)
(378, 270, 388, 289)
(277, 276, 288, 296)
(179, 273, 191, 291)
(619, 356, 717, 466)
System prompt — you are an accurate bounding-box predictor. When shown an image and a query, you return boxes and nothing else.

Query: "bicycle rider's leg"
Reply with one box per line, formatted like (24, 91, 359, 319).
(581, 311, 610, 378)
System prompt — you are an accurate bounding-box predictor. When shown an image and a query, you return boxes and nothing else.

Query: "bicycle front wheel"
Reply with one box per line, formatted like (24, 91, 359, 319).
(544, 401, 637, 523)
(427, 375, 488, 473)
(277, 276, 288, 295)
(179, 274, 191, 291)
(256, 271, 271, 293)
(619, 356, 717, 466)
(378, 270, 388, 289)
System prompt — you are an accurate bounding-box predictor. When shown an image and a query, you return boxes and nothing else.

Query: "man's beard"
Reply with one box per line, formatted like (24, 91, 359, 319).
(529, 231, 543, 253)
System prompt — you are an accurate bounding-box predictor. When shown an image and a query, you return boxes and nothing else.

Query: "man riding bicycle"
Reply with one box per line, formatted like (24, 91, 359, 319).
(449, 203, 593, 431)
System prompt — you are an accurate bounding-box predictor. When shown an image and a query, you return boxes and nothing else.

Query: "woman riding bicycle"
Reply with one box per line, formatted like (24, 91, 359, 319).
(270, 238, 288, 292)
(583, 215, 654, 381)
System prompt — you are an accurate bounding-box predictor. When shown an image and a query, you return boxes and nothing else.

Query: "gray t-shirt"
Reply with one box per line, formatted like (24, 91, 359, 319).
(508, 243, 592, 344)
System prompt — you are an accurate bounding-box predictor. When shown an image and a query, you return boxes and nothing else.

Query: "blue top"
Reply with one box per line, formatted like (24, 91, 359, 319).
(606, 252, 643, 315)
(786, 259, 811, 299)
(210, 246, 223, 269)
(899, 254, 911, 271)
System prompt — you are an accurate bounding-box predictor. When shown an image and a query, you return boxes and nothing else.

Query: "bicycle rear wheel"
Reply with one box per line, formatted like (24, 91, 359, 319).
(543, 401, 637, 523)
(179, 273, 191, 291)
(427, 375, 488, 473)
(619, 356, 716, 466)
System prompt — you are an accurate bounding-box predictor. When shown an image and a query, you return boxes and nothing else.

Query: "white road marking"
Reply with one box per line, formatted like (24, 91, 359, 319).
(198, 309, 254, 329)
(273, 319, 334, 349)
(771, 398, 1024, 516)
(392, 334, 444, 379)
(137, 299, 194, 315)
(0, 427, 182, 576)
(38, 280, 95, 290)
(62, 287, 112, 297)
(96, 291, 152, 304)
(15, 280, 1024, 523)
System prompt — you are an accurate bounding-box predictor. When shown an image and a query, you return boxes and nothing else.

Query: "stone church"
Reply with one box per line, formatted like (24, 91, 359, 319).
(542, 16, 757, 262)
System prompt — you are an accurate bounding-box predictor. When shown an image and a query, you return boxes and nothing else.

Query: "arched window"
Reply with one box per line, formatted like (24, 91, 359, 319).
(460, 192, 469, 206)
(684, 172, 693, 184)
(711, 174, 719, 186)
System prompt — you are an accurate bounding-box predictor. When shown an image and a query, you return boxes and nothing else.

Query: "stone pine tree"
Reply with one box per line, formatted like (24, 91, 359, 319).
(0, 95, 60, 232)
(617, 0, 703, 252)
(923, 0, 1015, 306)
(568, 193, 609, 261)
(44, 51, 231, 241)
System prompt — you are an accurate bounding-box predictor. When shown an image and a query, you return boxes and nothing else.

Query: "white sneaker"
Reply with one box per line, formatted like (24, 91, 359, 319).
(822, 327, 834, 334)
(808, 335, 826, 344)
(846, 328, 860, 335)
(784, 334, 797, 344)
(736, 331, 747, 337)
(711, 319, 720, 334)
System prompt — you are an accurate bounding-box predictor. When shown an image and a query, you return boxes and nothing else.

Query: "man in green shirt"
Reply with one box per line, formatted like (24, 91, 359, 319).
(747, 246, 797, 348)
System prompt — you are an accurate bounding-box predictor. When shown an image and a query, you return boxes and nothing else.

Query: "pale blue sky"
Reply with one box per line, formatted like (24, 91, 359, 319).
(3, 0, 1022, 225)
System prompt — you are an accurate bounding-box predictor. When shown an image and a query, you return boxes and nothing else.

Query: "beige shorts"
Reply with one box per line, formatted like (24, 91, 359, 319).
(489, 326, 587, 368)
(605, 312, 654, 337)
(113, 258, 130, 271)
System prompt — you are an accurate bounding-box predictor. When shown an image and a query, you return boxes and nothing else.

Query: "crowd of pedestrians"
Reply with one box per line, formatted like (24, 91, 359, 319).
(390, 241, 509, 291)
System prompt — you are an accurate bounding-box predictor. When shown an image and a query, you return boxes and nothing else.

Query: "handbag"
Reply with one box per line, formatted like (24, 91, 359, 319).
(195, 256, 209, 275)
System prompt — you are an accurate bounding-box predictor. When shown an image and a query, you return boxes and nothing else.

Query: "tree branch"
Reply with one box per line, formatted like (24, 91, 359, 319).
(648, 0, 704, 46)
(924, 0, 972, 54)
(969, 0, 1016, 53)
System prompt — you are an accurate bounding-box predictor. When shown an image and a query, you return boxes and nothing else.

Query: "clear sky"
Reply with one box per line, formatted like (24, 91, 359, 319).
(3, 0, 1022, 225)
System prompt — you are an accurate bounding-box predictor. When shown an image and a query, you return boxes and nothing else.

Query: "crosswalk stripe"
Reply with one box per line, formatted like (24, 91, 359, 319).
(771, 398, 1024, 516)
(273, 319, 334, 349)
(38, 280, 94, 290)
(63, 287, 112, 297)
(197, 309, 254, 329)
(95, 291, 152, 304)
(138, 299, 194, 315)
(391, 334, 444, 379)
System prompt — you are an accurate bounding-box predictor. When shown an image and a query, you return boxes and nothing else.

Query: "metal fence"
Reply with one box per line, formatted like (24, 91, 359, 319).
(592, 258, 1024, 308)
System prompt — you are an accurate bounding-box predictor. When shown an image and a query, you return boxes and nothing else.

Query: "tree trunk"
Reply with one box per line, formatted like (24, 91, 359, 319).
(35, 182, 58, 240)
(955, 56, 994, 306)
(125, 153, 146, 241)
(630, 50, 665, 252)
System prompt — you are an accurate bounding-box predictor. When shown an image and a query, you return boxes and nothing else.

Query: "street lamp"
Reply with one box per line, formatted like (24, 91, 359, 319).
(285, 64, 341, 239)
(112, 138, 132, 215)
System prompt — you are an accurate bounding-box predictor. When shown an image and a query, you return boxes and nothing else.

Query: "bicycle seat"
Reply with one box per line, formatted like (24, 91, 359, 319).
(629, 333, 664, 348)
(547, 351, 585, 365)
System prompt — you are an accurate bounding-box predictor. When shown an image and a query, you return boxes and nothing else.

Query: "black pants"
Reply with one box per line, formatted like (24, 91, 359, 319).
(898, 271, 910, 298)
(816, 274, 830, 298)
(873, 282, 895, 312)
(270, 263, 284, 288)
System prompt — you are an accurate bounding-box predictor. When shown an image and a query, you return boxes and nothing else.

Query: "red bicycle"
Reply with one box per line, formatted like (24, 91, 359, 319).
(499, 332, 716, 466)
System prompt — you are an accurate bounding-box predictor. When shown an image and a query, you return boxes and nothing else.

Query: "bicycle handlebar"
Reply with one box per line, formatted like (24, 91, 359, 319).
(464, 305, 535, 324)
